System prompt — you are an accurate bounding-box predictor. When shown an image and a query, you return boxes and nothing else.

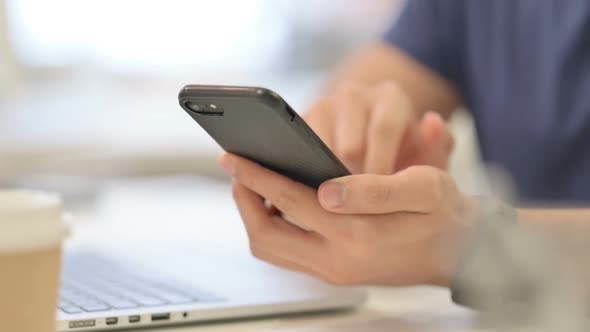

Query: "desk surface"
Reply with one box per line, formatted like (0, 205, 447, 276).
(65, 176, 483, 332)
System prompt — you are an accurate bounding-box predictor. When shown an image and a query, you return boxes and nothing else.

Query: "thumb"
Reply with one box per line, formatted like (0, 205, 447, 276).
(317, 167, 446, 214)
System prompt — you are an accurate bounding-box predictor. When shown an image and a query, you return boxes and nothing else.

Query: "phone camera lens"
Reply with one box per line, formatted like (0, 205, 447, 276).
(186, 102, 202, 113)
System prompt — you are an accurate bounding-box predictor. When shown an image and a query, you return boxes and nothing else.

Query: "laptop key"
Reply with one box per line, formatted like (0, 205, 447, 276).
(184, 290, 222, 302)
(80, 302, 111, 312)
(61, 305, 84, 314)
(131, 295, 166, 306)
(148, 283, 217, 302)
(116, 289, 166, 306)
(106, 298, 139, 309)
(80, 290, 138, 309)
(65, 294, 95, 304)
(154, 292, 193, 304)
(60, 300, 73, 307)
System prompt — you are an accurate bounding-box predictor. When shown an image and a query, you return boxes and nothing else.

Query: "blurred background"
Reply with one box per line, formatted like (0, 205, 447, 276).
(0, 0, 486, 208)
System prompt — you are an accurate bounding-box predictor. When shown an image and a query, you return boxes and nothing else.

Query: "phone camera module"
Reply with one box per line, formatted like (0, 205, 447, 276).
(185, 102, 224, 116)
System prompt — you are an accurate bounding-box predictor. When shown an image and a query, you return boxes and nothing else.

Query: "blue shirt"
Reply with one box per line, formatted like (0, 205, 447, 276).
(385, 0, 590, 204)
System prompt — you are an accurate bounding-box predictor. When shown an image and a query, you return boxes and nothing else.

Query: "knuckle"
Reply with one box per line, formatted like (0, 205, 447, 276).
(249, 244, 263, 259)
(372, 81, 414, 116)
(246, 227, 262, 245)
(374, 81, 411, 104)
(375, 81, 404, 96)
(249, 244, 274, 266)
(233, 167, 254, 189)
(410, 166, 447, 211)
(338, 143, 365, 162)
(333, 82, 363, 98)
(273, 189, 298, 215)
(364, 181, 392, 210)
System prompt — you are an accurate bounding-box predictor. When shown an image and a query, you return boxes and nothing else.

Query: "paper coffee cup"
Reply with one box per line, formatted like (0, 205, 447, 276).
(0, 190, 69, 332)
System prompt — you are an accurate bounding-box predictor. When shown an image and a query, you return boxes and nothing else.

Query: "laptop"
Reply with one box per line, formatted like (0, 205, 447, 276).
(57, 247, 366, 331)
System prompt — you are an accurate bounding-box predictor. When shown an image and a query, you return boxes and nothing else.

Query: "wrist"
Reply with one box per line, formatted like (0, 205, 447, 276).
(429, 195, 481, 288)
(449, 197, 521, 309)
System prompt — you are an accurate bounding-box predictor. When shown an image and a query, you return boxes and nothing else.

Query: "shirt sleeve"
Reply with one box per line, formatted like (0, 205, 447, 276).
(384, 0, 464, 85)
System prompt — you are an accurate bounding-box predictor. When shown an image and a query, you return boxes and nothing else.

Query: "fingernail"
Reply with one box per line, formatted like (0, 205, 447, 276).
(218, 155, 235, 176)
(320, 182, 346, 208)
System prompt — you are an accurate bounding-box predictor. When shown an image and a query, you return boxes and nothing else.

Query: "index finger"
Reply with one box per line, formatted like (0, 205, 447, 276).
(365, 82, 416, 174)
(232, 182, 325, 272)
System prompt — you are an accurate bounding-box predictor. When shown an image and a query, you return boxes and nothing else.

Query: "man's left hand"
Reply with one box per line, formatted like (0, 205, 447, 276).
(219, 153, 477, 287)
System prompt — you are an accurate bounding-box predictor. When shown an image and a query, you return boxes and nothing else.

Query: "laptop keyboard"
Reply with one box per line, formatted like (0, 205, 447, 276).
(60, 253, 219, 314)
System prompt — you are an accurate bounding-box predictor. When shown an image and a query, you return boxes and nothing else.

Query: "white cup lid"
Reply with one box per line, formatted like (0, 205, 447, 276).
(0, 190, 69, 252)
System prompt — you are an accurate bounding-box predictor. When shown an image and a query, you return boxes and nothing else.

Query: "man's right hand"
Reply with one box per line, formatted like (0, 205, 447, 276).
(304, 81, 455, 174)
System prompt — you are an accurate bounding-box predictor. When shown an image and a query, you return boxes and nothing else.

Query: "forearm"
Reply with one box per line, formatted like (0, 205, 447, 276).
(517, 208, 590, 231)
(324, 42, 463, 117)
(450, 202, 590, 310)
(518, 208, 590, 293)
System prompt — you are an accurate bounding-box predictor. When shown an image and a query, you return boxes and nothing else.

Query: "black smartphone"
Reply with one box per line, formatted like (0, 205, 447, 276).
(178, 85, 350, 188)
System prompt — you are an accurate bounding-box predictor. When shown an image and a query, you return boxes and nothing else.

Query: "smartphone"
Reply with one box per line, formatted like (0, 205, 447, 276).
(178, 85, 350, 188)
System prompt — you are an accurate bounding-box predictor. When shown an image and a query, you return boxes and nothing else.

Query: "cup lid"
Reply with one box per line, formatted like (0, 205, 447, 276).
(0, 190, 69, 252)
